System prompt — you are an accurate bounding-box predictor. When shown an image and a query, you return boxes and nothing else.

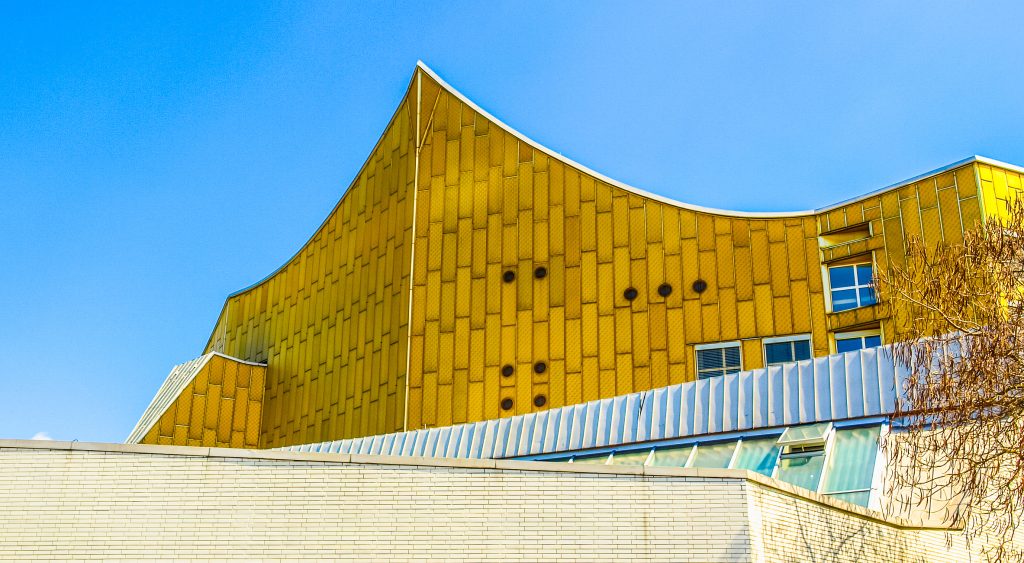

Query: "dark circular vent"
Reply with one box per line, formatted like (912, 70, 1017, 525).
(623, 287, 639, 301)
(533, 395, 547, 408)
(657, 283, 673, 297)
(501, 364, 514, 377)
(534, 266, 547, 279)
(500, 398, 514, 411)
(534, 362, 547, 374)
(503, 270, 516, 283)
(692, 279, 708, 294)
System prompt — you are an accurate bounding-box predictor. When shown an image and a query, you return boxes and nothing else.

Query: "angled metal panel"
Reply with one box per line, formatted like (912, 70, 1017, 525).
(281, 345, 903, 463)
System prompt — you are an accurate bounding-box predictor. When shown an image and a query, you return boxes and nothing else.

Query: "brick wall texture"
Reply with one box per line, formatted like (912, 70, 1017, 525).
(0, 442, 972, 561)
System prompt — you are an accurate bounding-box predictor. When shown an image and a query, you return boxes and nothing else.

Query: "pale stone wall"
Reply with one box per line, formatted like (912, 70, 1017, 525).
(0, 440, 971, 562)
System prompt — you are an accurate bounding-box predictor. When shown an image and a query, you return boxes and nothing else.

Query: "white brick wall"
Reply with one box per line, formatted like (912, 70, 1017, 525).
(0, 441, 973, 561)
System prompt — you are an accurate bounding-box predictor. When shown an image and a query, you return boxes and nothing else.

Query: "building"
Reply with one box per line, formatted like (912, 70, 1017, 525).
(4, 61, 1022, 561)
(128, 61, 1024, 451)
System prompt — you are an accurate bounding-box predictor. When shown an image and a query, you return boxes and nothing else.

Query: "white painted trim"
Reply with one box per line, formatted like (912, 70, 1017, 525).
(761, 334, 813, 346)
(834, 329, 882, 340)
(694, 340, 743, 351)
(416, 62, 1023, 218)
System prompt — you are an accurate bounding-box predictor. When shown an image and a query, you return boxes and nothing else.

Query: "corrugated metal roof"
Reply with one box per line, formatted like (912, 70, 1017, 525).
(283, 345, 905, 458)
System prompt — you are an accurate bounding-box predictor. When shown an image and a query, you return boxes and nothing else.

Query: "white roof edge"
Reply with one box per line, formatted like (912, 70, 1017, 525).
(416, 61, 1023, 218)
(208, 351, 268, 367)
(814, 155, 1024, 214)
(415, 61, 815, 218)
(219, 61, 1022, 305)
(126, 352, 267, 444)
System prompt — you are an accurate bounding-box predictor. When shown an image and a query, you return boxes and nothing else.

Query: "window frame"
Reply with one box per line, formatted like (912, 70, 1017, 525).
(694, 340, 743, 380)
(762, 334, 813, 367)
(833, 329, 882, 354)
(826, 260, 876, 313)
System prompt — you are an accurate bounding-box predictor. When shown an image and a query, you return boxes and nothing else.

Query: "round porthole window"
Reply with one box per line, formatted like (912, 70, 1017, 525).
(533, 395, 547, 408)
(623, 287, 639, 301)
(500, 398, 514, 411)
(692, 279, 708, 294)
(501, 364, 514, 377)
(657, 283, 673, 297)
(534, 362, 547, 374)
(534, 266, 547, 279)
(503, 270, 516, 283)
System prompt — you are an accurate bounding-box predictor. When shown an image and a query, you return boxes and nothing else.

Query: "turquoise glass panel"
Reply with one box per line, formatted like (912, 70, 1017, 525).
(777, 452, 825, 491)
(822, 426, 881, 495)
(650, 445, 693, 467)
(688, 442, 737, 468)
(731, 438, 781, 476)
(610, 450, 650, 466)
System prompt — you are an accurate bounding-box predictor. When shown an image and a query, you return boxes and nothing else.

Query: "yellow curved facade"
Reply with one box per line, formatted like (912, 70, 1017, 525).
(136, 62, 1024, 449)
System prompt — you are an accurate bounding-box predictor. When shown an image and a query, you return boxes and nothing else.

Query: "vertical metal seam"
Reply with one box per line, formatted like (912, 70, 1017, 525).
(974, 162, 988, 224)
(402, 70, 422, 432)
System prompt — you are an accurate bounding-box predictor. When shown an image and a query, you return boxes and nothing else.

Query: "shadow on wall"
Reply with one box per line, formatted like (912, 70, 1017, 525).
(756, 487, 960, 562)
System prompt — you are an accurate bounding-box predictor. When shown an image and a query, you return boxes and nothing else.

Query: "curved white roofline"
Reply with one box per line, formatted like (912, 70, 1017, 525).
(416, 61, 1024, 217)
(415, 61, 814, 218)
(215, 61, 1023, 310)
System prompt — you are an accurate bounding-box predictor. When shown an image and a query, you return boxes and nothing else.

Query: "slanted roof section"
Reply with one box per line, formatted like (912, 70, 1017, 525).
(127, 352, 266, 444)
(282, 344, 905, 459)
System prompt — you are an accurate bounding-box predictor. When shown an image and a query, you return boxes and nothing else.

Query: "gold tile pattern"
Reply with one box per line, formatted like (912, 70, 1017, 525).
(140, 64, 1003, 447)
(141, 354, 265, 448)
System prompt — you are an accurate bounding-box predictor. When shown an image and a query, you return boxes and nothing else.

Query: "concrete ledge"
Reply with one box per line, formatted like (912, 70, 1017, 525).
(0, 438, 953, 531)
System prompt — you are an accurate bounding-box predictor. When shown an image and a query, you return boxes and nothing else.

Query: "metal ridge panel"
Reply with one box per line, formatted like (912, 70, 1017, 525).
(282, 344, 906, 458)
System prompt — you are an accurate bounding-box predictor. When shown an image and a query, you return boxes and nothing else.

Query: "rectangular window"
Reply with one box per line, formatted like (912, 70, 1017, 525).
(775, 422, 831, 491)
(695, 342, 742, 379)
(763, 335, 812, 366)
(828, 262, 876, 312)
(835, 330, 882, 353)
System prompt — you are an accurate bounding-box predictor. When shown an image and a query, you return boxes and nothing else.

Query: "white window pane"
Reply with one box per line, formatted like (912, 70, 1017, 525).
(688, 442, 736, 468)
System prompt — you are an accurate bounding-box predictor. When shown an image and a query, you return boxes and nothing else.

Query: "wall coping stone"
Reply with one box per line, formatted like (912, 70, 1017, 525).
(0, 438, 955, 531)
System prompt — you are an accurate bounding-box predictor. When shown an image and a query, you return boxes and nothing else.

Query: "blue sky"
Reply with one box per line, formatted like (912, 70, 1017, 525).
(1, 2, 1022, 442)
